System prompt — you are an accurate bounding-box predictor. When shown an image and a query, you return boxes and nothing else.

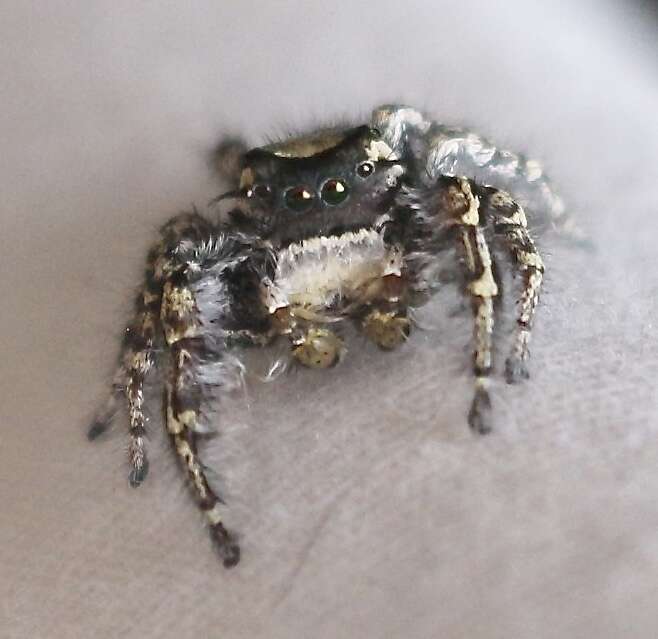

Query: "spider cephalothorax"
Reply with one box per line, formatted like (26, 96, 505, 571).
(220, 125, 405, 246)
(90, 104, 574, 567)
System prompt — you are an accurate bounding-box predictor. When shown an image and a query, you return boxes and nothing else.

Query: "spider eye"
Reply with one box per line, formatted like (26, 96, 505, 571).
(253, 184, 271, 198)
(356, 161, 375, 178)
(321, 179, 350, 206)
(246, 184, 272, 199)
(284, 186, 315, 212)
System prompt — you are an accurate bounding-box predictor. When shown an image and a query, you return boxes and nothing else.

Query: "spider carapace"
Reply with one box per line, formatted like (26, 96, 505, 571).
(90, 104, 570, 567)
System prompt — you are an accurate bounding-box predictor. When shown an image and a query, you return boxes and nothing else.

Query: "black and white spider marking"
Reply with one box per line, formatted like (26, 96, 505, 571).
(89, 104, 577, 567)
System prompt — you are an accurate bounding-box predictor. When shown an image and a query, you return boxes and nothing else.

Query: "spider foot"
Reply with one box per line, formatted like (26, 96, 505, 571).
(128, 458, 149, 487)
(505, 356, 530, 384)
(363, 310, 411, 350)
(211, 522, 241, 569)
(468, 379, 493, 435)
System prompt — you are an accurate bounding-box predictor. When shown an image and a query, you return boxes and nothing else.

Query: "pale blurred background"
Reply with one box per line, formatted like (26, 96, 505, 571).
(2, 2, 658, 637)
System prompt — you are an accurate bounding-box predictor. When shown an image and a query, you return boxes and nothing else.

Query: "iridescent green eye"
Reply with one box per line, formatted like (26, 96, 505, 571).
(284, 186, 315, 212)
(321, 179, 350, 206)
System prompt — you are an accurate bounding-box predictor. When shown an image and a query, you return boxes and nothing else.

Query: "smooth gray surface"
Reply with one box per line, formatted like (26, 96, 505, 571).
(2, 2, 658, 637)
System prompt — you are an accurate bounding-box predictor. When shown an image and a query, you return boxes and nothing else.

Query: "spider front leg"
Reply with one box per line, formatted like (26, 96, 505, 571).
(158, 236, 271, 568)
(162, 332, 241, 568)
(459, 222, 499, 434)
(476, 186, 545, 383)
(426, 177, 500, 433)
(90, 212, 263, 567)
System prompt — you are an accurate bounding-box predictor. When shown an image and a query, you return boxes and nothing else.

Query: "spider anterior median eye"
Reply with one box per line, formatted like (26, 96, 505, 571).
(356, 161, 375, 178)
(321, 179, 350, 205)
(284, 186, 315, 212)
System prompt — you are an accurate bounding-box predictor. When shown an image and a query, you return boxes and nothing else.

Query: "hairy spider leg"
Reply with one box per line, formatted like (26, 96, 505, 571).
(476, 186, 545, 383)
(454, 181, 500, 434)
(421, 176, 500, 434)
(157, 227, 270, 568)
(123, 291, 159, 485)
(460, 222, 499, 435)
(87, 250, 163, 485)
(160, 276, 242, 568)
(88, 212, 217, 487)
(92, 207, 268, 567)
(87, 293, 158, 486)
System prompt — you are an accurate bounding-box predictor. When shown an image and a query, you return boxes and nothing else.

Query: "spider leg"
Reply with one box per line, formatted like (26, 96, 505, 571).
(88, 265, 162, 486)
(157, 229, 271, 568)
(89, 212, 219, 487)
(459, 221, 499, 435)
(161, 291, 242, 568)
(477, 186, 545, 383)
(163, 337, 241, 568)
(414, 176, 500, 433)
(123, 294, 159, 485)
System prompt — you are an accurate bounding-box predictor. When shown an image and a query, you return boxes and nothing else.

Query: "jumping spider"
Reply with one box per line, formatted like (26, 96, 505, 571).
(89, 104, 573, 567)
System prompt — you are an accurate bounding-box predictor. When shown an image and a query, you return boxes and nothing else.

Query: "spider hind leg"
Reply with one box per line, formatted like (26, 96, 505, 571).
(88, 279, 161, 486)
